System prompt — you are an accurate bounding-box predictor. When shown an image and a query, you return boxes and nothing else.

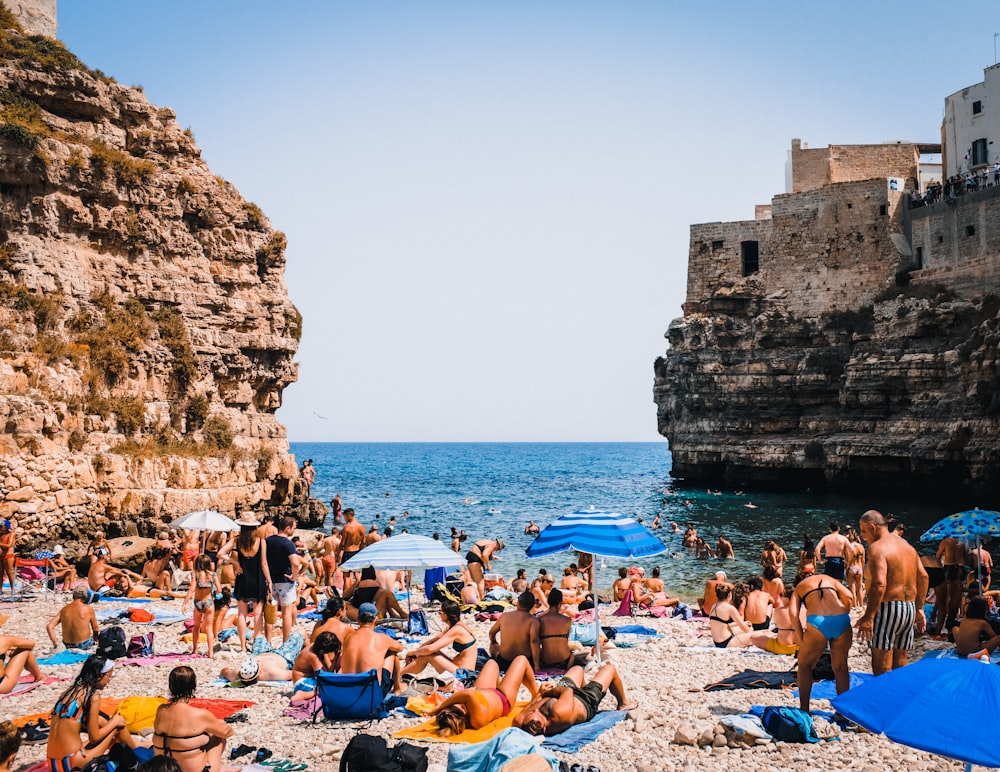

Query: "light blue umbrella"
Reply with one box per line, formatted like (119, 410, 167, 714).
(526, 508, 666, 662)
(831, 657, 1000, 771)
(920, 508, 1000, 590)
(339, 533, 460, 572)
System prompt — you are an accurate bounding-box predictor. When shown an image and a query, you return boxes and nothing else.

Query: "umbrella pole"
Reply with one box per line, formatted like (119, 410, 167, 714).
(977, 536, 983, 595)
(591, 556, 601, 665)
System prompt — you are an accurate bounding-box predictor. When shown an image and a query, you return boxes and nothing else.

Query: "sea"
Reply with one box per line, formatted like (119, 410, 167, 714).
(290, 442, 959, 598)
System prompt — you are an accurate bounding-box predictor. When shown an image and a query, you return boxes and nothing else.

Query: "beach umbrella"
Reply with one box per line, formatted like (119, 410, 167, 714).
(831, 658, 1000, 771)
(340, 534, 460, 629)
(525, 508, 666, 663)
(920, 507, 1000, 590)
(170, 510, 240, 551)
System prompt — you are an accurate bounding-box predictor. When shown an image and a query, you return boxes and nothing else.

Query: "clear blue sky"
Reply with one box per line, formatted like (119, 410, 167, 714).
(57, 1, 999, 441)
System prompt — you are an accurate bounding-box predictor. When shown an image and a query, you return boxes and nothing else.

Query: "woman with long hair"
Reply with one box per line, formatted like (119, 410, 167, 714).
(218, 517, 271, 653)
(182, 554, 220, 658)
(430, 656, 537, 736)
(846, 528, 866, 608)
(152, 666, 233, 772)
(400, 601, 478, 678)
(707, 584, 753, 648)
(798, 534, 816, 575)
(47, 655, 138, 772)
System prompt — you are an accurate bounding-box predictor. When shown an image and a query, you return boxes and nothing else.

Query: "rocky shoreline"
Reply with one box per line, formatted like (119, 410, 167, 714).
(2, 586, 961, 772)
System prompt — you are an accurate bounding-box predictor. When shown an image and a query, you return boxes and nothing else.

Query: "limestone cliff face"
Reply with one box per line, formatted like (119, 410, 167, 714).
(655, 277, 1000, 499)
(0, 11, 303, 547)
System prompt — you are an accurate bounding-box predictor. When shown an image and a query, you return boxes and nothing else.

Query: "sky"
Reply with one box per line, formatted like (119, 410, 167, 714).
(55, 1, 999, 442)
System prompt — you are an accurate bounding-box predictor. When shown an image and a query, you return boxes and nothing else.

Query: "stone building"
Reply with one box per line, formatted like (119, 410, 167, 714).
(943, 63, 1000, 177)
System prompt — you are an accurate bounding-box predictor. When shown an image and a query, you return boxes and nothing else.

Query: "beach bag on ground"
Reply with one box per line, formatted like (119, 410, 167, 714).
(127, 632, 154, 658)
(408, 609, 429, 636)
(97, 625, 127, 660)
(339, 734, 400, 772)
(761, 706, 819, 743)
(391, 742, 427, 772)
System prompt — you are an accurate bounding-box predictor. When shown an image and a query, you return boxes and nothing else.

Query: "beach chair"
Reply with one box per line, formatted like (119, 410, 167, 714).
(312, 669, 389, 722)
(15, 553, 55, 599)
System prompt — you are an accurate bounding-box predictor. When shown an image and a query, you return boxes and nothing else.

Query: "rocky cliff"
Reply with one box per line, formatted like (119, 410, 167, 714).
(0, 8, 306, 548)
(654, 284, 1000, 499)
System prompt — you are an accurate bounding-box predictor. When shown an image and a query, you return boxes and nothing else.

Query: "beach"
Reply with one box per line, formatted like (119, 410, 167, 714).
(3, 586, 962, 772)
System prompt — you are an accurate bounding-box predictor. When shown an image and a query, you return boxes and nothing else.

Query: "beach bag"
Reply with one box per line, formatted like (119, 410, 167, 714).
(408, 609, 429, 636)
(97, 625, 127, 660)
(128, 608, 155, 623)
(127, 632, 154, 658)
(339, 734, 401, 772)
(391, 742, 427, 772)
(761, 706, 819, 743)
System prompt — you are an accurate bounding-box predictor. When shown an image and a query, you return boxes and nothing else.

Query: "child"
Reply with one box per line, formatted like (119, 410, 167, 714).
(182, 555, 220, 658)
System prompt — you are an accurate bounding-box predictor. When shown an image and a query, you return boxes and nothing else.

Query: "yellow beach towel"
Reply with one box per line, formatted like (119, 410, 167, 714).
(393, 702, 527, 744)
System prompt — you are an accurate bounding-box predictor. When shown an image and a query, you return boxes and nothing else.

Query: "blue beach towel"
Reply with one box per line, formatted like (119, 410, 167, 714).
(792, 672, 874, 699)
(448, 728, 558, 772)
(540, 710, 626, 753)
(38, 650, 90, 667)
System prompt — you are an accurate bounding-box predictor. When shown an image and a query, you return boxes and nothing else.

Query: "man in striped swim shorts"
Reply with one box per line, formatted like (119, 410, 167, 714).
(856, 510, 929, 674)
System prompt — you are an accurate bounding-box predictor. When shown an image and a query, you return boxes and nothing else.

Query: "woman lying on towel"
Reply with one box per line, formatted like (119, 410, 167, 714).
(430, 655, 538, 736)
(401, 601, 478, 678)
(708, 584, 753, 648)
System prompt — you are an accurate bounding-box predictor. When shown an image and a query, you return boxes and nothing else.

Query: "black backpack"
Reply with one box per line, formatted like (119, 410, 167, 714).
(339, 735, 427, 772)
(97, 626, 127, 660)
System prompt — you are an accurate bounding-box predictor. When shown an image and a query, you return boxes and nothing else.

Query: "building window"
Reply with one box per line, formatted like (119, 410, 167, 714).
(973, 100, 983, 114)
(973, 138, 989, 166)
(712, 240, 724, 251)
(741, 240, 759, 276)
(879, 205, 887, 215)
(914, 247, 923, 269)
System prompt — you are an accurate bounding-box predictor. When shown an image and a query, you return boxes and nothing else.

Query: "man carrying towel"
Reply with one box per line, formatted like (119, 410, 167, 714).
(513, 661, 636, 736)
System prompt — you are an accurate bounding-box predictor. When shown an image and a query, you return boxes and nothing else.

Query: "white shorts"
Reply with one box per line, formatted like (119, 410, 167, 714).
(272, 582, 298, 608)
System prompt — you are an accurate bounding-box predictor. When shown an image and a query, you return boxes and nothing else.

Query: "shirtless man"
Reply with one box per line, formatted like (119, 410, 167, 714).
(317, 528, 341, 588)
(559, 567, 587, 602)
(87, 548, 137, 592)
(364, 525, 382, 547)
(742, 576, 774, 630)
(936, 535, 967, 631)
(310, 595, 352, 644)
(815, 522, 850, 581)
(716, 536, 735, 559)
(538, 589, 589, 670)
(340, 603, 403, 695)
(697, 571, 732, 614)
(512, 661, 636, 736)
(46, 587, 99, 650)
(489, 591, 541, 671)
(338, 509, 366, 595)
(970, 543, 993, 591)
(856, 510, 929, 674)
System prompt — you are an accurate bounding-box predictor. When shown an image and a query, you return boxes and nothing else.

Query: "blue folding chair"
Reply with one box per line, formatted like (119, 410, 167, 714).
(312, 669, 389, 722)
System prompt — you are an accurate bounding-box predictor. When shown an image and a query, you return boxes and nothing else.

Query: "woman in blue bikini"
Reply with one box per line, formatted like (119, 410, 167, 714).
(790, 570, 854, 713)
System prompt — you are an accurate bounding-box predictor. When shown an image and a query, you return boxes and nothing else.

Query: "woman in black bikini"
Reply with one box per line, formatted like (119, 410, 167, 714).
(344, 566, 406, 621)
(400, 601, 478, 677)
(707, 584, 753, 648)
(153, 666, 234, 772)
(47, 655, 139, 772)
(465, 538, 505, 600)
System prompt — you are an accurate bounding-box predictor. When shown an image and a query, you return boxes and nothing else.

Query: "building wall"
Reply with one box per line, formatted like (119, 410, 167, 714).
(789, 139, 920, 193)
(943, 63, 1000, 177)
(686, 179, 907, 316)
(2, 0, 56, 37)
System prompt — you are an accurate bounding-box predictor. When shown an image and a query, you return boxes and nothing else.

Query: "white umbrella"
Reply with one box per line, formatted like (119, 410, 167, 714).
(170, 510, 240, 551)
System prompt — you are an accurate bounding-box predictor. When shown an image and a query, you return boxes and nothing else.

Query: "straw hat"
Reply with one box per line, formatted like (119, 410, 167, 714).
(235, 514, 260, 528)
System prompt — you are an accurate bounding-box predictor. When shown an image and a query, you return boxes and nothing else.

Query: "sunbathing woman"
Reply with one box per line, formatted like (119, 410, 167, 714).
(789, 570, 853, 713)
(344, 566, 405, 621)
(747, 585, 800, 656)
(47, 655, 139, 772)
(707, 584, 753, 648)
(430, 655, 538, 736)
(0, 628, 42, 694)
(153, 666, 233, 772)
(633, 567, 680, 610)
(401, 600, 478, 678)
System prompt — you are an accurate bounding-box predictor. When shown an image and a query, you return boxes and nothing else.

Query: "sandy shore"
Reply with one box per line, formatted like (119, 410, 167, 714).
(3, 588, 963, 772)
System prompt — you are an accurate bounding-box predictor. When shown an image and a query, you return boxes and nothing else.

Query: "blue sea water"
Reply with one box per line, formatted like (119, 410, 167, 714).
(291, 442, 952, 598)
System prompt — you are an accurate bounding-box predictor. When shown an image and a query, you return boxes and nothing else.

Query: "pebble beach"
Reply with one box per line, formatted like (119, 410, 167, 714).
(2, 585, 964, 772)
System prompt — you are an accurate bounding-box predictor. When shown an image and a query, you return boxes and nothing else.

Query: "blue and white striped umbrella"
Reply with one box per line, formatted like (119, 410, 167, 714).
(525, 509, 666, 560)
(339, 533, 461, 571)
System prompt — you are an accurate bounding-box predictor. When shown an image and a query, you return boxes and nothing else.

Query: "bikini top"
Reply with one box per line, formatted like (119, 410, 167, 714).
(196, 575, 213, 589)
(799, 580, 834, 603)
(451, 623, 477, 652)
(53, 697, 82, 722)
(153, 730, 211, 757)
(708, 605, 733, 625)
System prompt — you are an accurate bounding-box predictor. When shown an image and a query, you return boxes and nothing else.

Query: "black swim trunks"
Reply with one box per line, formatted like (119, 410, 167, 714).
(944, 564, 966, 582)
(823, 556, 846, 580)
(925, 567, 945, 588)
(491, 654, 512, 671)
(571, 681, 606, 722)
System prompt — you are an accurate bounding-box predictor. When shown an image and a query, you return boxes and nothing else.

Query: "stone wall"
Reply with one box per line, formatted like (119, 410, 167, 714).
(2, 0, 56, 37)
(790, 139, 920, 193)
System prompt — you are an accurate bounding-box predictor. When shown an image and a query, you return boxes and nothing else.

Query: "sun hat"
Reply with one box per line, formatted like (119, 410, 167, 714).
(494, 538, 506, 551)
(53, 545, 64, 555)
(238, 657, 259, 683)
(235, 514, 260, 528)
(358, 602, 378, 622)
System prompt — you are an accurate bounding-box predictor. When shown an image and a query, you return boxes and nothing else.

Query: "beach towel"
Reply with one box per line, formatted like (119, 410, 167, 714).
(792, 672, 874, 699)
(118, 652, 203, 667)
(539, 710, 626, 753)
(611, 590, 633, 617)
(447, 727, 558, 772)
(0, 675, 63, 698)
(392, 701, 528, 743)
(38, 649, 90, 667)
(704, 669, 797, 691)
(921, 646, 1000, 663)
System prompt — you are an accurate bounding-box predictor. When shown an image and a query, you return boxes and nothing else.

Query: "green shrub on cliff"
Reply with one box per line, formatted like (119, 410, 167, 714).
(256, 232, 286, 280)
(184, 394, 210, 431)
(202, 414, 233, 450)
(87, 140, 158, 187)
(77, 294, 151, 386)
(151, 307, 198, 393)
